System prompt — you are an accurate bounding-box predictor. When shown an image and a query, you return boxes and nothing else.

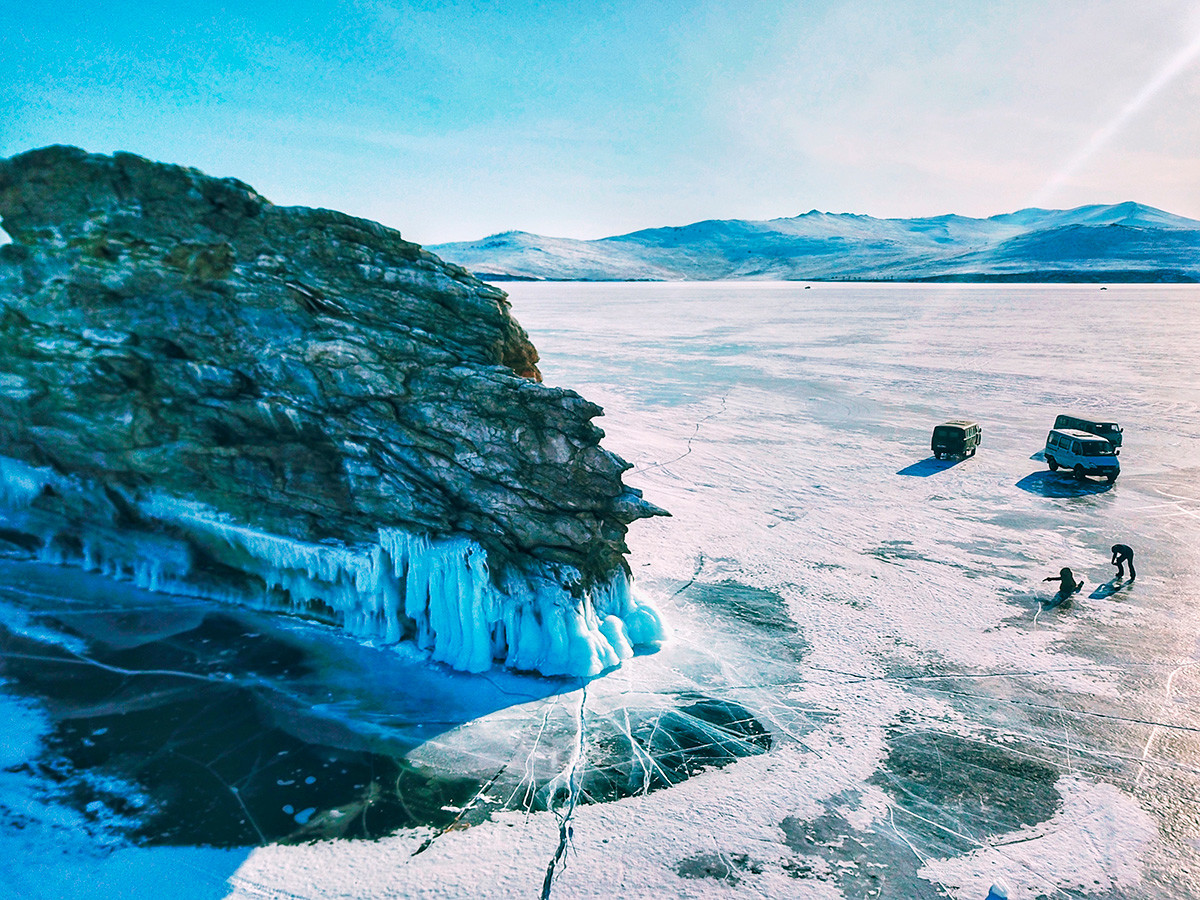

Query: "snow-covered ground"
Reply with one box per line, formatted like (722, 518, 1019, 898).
(2, 283, 1199, 898)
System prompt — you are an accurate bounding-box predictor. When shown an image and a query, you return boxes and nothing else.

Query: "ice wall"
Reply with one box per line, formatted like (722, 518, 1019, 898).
(0, 457, 665, 677)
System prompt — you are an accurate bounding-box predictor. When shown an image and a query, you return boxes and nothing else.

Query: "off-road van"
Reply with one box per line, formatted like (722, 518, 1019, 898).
(931, 421, 982, 459)
(1044, 428, 1120, 482)
(1053, 414, 1122, 450)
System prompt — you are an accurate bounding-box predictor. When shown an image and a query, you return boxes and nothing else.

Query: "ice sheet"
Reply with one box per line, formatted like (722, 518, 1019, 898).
(3, 283, 1199, 899)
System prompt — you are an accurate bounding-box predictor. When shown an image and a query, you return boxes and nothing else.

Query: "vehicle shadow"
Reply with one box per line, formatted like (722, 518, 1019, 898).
(1015, 470, 1114, 497)
(897, 456, 966, 477)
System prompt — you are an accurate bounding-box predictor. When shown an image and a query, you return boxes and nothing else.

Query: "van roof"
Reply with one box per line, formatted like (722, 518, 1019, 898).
(939, 420, 978, 428)
(1057, 415, 1119, 427)
(1051, 428, 1111, 441)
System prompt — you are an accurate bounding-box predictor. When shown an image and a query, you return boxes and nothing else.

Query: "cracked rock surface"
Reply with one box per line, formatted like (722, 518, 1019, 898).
(0, 145, 664, 592)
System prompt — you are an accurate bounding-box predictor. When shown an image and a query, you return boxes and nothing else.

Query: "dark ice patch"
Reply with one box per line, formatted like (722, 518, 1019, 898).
(574, 693, 771, 805)
(873, 730, 1060, 851)
(780, 801, 944, 898)
(81, 610, 308, 678)
(776, 734, 1061, 899)
(0, 617, 481, 847)
(677, 580, 807, 660)
(867, 539, 927, 564)
(1, 601, 777, 847)
(675, 851, 763, 885)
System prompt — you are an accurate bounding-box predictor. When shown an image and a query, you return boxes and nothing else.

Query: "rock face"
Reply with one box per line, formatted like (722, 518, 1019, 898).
(0, 146, 666, 677)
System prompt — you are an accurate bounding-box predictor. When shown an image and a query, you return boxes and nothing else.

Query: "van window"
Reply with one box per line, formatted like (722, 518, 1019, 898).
(1082, 441, 1115, 456)
(1071, 441, 1082, 454)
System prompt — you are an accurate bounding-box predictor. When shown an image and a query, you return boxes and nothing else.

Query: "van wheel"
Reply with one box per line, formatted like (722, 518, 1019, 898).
(1046, 456, 1058, 471)
(1073, 465, 1087, 481)
(934, 452, 942, 460)
(1107, 473, 1118, 483)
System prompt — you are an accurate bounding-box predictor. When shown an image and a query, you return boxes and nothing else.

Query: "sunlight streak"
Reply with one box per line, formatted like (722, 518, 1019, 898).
(1032, 26, 1200, 206)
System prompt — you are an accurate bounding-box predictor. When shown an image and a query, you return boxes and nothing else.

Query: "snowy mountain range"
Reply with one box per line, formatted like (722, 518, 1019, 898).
(430, 202, 1200, 282)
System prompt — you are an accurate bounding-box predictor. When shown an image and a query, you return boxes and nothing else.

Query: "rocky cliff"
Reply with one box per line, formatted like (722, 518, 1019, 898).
(0, 145, 666, 676)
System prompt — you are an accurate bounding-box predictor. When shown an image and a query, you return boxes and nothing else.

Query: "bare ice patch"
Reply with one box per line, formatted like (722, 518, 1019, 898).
(919, 779, 1157, 897)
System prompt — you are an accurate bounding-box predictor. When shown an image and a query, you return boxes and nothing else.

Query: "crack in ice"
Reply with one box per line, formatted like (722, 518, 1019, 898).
(632, 394, 728, 476)
(1134, 660, 1197, 790)
(410, 764, 508, 857)
(925, 686, 1200, 735)
(540, 686, 586, 900)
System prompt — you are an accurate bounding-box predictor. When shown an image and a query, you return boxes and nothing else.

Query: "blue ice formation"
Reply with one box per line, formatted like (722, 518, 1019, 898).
(0, 456, 664, 677)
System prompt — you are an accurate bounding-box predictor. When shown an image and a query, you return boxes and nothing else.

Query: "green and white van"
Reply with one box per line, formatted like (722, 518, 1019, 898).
(931, 420, 982, 460)
(1053, 414, 1122, 450)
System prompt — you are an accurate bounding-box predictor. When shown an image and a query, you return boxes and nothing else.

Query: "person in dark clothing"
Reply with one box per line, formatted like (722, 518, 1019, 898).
(1111, 544, 1136, 581)
(1044, 566, 1083, 597)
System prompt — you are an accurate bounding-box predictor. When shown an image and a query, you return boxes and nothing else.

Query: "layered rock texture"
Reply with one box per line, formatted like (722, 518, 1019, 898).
(0, 145, 666, 676)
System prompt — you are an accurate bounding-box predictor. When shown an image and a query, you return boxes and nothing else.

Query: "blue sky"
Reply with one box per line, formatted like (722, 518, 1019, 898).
(3, 0, 1200, 243)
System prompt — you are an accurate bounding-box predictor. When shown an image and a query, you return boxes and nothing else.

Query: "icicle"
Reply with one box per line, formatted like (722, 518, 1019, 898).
(2, 479, 665, 677)
(0, 455, 56, 508)
(599, 615, 634, 659)
(592, 572, 667, 648)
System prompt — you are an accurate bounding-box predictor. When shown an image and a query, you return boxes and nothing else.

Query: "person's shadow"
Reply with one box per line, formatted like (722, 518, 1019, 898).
(897, 456, 966, 477)
(1016, 470, 1114, 497)
(1040, 589, 1079, 610)
(1090, 578, 1131, 599)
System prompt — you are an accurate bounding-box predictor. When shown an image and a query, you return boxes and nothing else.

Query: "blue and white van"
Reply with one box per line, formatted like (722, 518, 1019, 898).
(1044, 428, 1120, 482)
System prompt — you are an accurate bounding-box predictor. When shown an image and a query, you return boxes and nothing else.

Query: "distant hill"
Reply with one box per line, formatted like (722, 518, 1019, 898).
(430, 202, 1200, 282)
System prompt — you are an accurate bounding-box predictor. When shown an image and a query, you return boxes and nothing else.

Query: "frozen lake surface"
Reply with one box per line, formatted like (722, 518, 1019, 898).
(2, 282, 1199, 898)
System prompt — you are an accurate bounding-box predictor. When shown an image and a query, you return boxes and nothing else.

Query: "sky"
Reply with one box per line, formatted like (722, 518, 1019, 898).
(3, 0, 1200, 244)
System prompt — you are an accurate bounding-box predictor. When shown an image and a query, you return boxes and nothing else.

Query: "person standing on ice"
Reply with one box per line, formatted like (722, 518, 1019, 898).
(1110, 543, 1136, 581)
(1043, 566, 1083, 598)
